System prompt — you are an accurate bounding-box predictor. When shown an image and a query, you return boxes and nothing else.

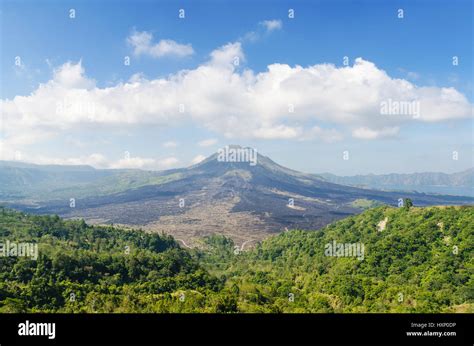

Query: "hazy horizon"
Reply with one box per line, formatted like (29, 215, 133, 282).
(1, 151, 473, 176)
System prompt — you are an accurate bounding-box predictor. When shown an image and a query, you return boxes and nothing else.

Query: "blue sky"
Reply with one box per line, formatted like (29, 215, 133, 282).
(0, 0, 472, 174)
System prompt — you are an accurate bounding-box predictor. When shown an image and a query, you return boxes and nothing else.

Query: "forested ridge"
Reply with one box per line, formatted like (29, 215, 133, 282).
(0, 205, 472, 313)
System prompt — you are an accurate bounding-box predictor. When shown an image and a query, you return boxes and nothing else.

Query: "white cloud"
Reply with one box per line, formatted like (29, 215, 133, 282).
(52, 60, 95, 89)
(208, 42, 244, 67)
(241, 31, 259, 43)
(252, 125, 302, 139)
(110, 156, 156, 169)
(1, 46, 472, 151)
(127, 30, 194, 58)
(198, 138, 218, 147)
(240, 20, 281, 43)
(129, 73, 146, 83)
(4, 152, 173, 170)
(32, 153, 109, 168)
(191, 154, 206, 165)
(352, 126, 399, 140)
(163, 141, 178, 148)
(260, 20, 282, 32)
(109, 156, 179, 170)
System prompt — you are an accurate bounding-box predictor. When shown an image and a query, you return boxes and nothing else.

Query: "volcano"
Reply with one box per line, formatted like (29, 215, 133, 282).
(4, 146, 472, 247)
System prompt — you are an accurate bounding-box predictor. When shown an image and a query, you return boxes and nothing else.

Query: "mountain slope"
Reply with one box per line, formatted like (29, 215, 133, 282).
(208, 205, 474, 312)
(2, 148, 473, 246)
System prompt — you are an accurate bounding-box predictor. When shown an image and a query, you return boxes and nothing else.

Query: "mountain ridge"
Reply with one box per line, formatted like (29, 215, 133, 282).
(319, 169, 473, 196)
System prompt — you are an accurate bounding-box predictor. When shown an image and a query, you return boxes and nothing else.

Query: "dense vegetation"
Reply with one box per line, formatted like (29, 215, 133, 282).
(209, 205, 473, 312)
(0, 208, 224, 312)
(0, 205, 472, 313)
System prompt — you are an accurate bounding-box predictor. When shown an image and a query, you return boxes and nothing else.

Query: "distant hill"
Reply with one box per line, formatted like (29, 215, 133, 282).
(0, 160, 181, 200)
(319, 169, 474, 197)
(1, 148, 473, 247)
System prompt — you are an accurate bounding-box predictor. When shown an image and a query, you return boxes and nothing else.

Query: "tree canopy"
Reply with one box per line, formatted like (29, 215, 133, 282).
(0, 205, 472, 313)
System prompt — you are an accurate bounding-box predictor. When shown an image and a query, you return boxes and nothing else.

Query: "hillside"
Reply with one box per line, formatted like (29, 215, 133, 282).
(0, 208, 222, 313)
(0, 205, 472, 313)
(210, 205, 473, 312)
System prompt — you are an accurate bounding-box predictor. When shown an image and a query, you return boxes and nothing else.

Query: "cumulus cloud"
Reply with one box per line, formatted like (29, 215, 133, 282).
(127, 30, 194, 58)
(198, 139, 218, 147)
(208, 42, 244, 67)
(260, 20, 282, 32)
(52, 61, 95, 89)
(1, 45, 472, 155)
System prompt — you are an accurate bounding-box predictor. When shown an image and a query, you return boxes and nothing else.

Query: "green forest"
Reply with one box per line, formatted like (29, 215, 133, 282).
(0, 205, 472, 313)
